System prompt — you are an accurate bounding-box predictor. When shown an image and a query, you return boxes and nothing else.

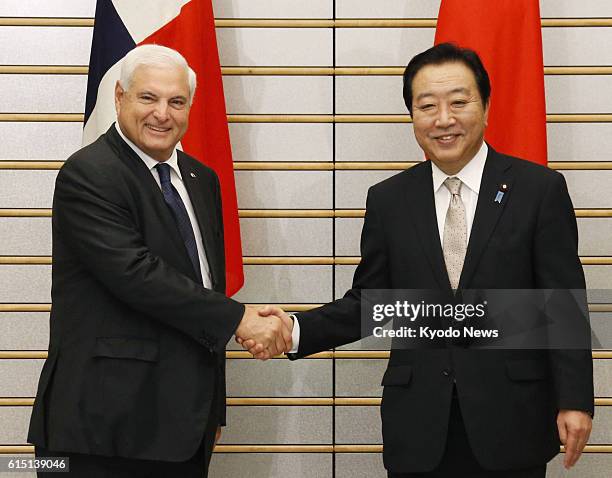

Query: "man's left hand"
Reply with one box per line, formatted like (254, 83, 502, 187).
(557, 409, 592, 469)
(215, 426, 222, 446)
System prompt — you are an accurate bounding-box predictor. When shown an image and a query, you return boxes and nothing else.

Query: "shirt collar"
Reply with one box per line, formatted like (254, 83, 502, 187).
(431, 141, 488, 195)
(115, 122, 181, 180)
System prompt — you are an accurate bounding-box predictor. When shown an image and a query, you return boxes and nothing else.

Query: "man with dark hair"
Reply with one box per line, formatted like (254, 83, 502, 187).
(244, 43, 594, 477)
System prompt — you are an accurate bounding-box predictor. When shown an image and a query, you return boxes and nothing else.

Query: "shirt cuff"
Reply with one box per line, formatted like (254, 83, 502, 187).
(289, 314, 300, 354)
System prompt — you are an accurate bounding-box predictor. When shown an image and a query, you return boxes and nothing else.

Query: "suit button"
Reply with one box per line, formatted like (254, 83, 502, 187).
(442, 369, 451, 377)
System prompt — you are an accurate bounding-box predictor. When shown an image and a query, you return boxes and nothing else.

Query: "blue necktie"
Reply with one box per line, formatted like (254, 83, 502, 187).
(155, 163, 203, 284)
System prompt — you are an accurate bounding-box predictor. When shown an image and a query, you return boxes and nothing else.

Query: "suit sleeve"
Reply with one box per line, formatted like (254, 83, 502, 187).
(533, 172, 594, 414)
(292, 187, 391, 358)
(53, 157, 244, 354)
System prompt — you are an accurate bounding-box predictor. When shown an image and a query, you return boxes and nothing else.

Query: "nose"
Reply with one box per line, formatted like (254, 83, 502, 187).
(153, 101, 170, 120)
(434, 103, 456, 128)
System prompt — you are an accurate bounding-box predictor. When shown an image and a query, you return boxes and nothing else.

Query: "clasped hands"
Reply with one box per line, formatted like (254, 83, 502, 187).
(235, 305, 292, 360)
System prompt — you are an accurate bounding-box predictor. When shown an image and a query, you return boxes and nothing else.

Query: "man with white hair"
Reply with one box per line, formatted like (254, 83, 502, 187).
(28, 44, 292, 477)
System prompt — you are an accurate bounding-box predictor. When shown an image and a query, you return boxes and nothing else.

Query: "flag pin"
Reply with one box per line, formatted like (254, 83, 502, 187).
(494, 184, 508, 204)
(190, 172, 196, 178)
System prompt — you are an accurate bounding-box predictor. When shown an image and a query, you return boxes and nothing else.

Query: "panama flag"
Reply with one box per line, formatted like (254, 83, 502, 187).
(83, 0, 244, 295)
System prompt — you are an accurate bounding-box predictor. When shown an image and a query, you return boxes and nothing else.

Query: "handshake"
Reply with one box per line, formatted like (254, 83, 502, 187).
(235, 305, 293, 360)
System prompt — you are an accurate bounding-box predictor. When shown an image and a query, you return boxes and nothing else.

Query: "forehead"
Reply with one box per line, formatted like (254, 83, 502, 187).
(130, 64, 189, 93)
(412, 62, 478, 97)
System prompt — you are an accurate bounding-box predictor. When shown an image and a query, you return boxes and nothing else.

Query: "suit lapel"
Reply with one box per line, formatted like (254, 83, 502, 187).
(105, 126, 188, 259)
(177, 154, 222, 288)
(405, 162, 453, 291)
(459, 147, 513, 289)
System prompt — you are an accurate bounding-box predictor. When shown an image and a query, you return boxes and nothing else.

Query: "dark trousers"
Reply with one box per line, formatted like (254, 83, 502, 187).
(35, 414, 218, 478)
(389, 396, 546, 478)
(35, 385, 220, 478)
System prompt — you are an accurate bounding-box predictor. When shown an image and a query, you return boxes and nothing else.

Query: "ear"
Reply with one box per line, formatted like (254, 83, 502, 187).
(483, 100, 490, 127)
(114, 81, 124, 114)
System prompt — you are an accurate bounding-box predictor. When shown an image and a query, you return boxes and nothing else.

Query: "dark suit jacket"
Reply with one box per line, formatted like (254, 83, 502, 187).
(28, 125, 245, 461)
(292, 146, 594, 473)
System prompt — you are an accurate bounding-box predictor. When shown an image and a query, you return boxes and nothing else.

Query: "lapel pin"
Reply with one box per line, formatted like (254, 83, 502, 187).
(494, 183, 508, 204)
(190, 172, 196, 178)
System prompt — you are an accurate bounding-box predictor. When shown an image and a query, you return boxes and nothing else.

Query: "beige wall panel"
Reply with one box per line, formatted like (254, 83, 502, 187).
(336, 0, 440, 18)
(335, 453, 385, 478)
(591, 313, 612, 350)
(547, 454, 612, 477)
(336, 76, 403, 114)
(0, 313, 49, 350)
(548, 124, 612, 162)
(210, 453, 332, 478)
(546, 76, 612, 114)
(220, 406, 332, 444)
(589, 407, 612, 444)
(240, 218, 332, 256)
(336, 123, 421, 162)
(223, 76, 333, 114)
(543, 28, 612, 66)
(0, 171, 57, 208)
(0, 265, 51, 303)
(335, 170, 398, 209)
(213, 0, 333, 19)
(0, 407, 31, 444)
(0, 0, 95, 17)
(335, 264, 357, 300)
(584, 265, 612, 290)
(577, 218, 612, 256)
(335, 217, 363, 257)
(232, 265, 332, 303)
(335, 359, 386, 397)
(226, 359, 332, 397)
(549, 171, 612, 209)
(0, 75, 86, 114)
(337, 217, 612, 257)
(229, 123, 333, 162)
(335, 75, 612, 115)
(0, 218, 51, 256)
(217, 28, 333, 67)
(0, 123, 82, 161)
(0, 27, 93, 65)
(336, 406, 382, 444)
(0, 360, 43, 397)
(336, 28, 435, 67)
(542, 0, 612, 16)
(235, 171, 333, 209)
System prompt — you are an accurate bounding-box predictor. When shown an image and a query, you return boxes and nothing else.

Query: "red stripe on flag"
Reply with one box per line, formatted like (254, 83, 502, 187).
(434, 0, 547, 165)
(139, 0, 243, 295)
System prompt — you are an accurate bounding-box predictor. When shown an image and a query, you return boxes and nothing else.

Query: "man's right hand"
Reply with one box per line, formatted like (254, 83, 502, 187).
(234, 306, 292, 360)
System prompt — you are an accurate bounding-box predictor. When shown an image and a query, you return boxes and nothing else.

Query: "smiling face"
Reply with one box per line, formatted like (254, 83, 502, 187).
(115, 64, 191, 161)
(411, 61, 489, 175)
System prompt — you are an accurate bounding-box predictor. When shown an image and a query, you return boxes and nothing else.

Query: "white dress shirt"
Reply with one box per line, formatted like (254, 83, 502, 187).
(289, 142, 488, 354)
(115, 123, 213, 289)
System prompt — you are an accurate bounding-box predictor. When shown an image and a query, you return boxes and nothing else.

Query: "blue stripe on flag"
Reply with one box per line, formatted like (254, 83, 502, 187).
(84, 0, 136, 125)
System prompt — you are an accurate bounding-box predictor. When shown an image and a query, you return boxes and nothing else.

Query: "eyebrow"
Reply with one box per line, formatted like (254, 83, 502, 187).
(415, 87, 471, 102)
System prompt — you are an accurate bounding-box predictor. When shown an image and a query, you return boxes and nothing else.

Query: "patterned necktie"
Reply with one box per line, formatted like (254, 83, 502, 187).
(442, 177, 467, 290)
(155, 163, 203, 284)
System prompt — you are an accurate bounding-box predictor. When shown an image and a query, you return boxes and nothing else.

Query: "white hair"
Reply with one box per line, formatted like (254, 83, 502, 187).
(119, 44, 197, 104)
